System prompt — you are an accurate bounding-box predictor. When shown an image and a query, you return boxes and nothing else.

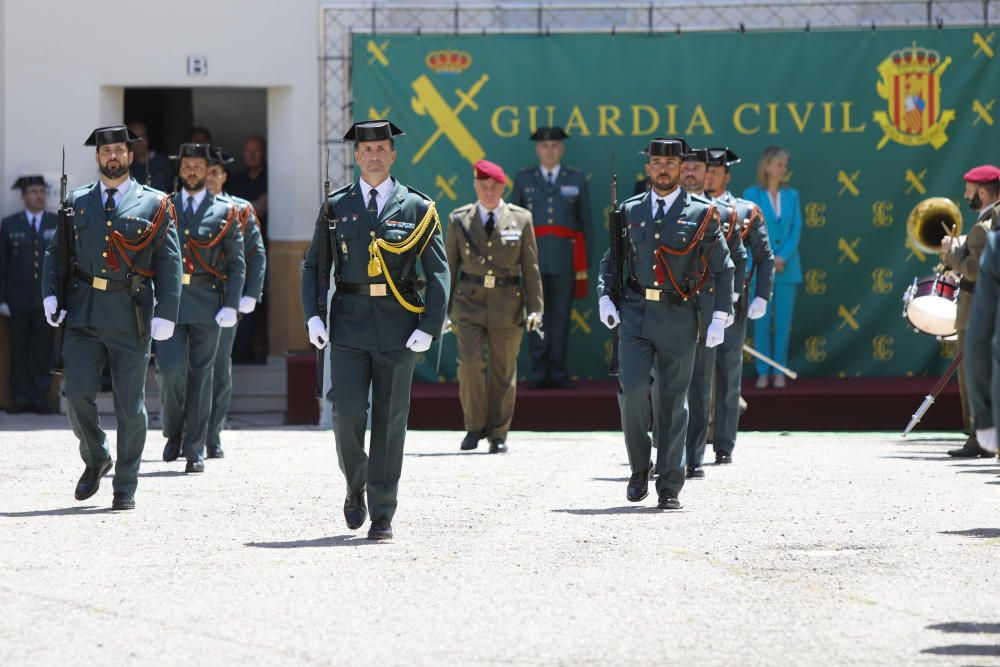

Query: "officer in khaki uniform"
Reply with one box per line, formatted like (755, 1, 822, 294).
(301, 120, 449, 540)
(43, 125, 183, 511)
(941, 164, 1000, 458)
(205, 147, 267, 458)
(1, 176, 58, 412)
(598, 138, 733, 510)
(156, 143, 245, 473)
(966, 228, 1000, 458)
(446, 160, 543, 454)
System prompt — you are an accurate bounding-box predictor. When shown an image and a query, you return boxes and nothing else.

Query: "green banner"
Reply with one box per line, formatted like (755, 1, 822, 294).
(351, 30, 998, 381)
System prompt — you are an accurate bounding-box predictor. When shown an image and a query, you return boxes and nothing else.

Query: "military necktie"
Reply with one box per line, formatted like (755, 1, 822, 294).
(654, 198, 666, 221)
(547, 171, 555, 186)
(367, 188, 379, 220)
(104, 188, 118, 215)
(484, 211, 495, 237)
(185, 196, 195, 223)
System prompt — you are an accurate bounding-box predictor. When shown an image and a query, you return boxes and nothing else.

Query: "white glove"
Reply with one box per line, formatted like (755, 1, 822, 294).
(599, 295, 620, 330)
(405, 329, 433, 353)
(150, 317, 175, 341)
(0, 303, 9, 317)
(977, 428, 998, 455)
(215, 307, 238, 328)
(307, 315, 328, 349)
(238, 296, 257, 314)
(705, 312, 727, 348)
(526, 312, 543, 332)
(724, 312, 735, 328)
(731, 292, 740, 304)
(43, 295, 66, 327)
(442, 318, 453, 335)
(747, 296, 768, 320)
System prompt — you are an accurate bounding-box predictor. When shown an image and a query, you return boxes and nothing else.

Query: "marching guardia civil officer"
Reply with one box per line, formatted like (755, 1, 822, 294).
(446, 159, 543, 454)
(940, 164, 1000, 459)
(598, 138, 734, 510)
(157, 143, 245, 473)
(1, 176, 58, 413)
(301, 119, 449, 540)
(204, 147, 267, 458)
(965, 228, 1000, 459)
(511, 127, 591, 389)
(43, 125, 182, 511)
(703, 147, 774, 467)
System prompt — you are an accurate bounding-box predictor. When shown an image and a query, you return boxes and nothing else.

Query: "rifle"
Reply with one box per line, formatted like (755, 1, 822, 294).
(50, 148, 74, 375)
(607, 161, 625, 376)
(901, 348, 964, 437)
(315, 149, 331, 399)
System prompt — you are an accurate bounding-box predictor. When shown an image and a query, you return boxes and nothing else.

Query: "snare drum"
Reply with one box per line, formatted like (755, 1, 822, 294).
(902, 274, 959, 337)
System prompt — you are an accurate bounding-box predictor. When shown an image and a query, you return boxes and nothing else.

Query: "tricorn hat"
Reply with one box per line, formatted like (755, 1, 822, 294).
(209, 146, 235, 166)
(530, 127, 569, 142)
(84, 125, 141, 147)
(12, 175, 48, 190)
(682, 148, 709, 164)
(706, 147, 741, 168)
(641, 138, 688, 158)
(342, 119, 405, 143)
(169, 143, 214, 161)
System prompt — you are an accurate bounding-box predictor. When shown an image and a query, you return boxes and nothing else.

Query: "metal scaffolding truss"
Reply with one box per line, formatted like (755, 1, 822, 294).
(319, 0, 997, 180)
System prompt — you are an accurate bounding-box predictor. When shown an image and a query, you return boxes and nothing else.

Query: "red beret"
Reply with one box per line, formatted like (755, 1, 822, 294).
(963, 165, 1000, 184)
(474, 159, 506, 184)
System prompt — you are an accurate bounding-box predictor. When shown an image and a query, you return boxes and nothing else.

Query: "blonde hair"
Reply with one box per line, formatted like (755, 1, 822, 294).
(756, 145, 790, 188)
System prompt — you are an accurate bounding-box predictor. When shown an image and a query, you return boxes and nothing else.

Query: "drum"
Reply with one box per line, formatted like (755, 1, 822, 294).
(902, 274, 959, 337)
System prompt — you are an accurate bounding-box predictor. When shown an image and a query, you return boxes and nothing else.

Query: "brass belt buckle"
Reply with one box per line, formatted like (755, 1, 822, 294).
(182, 273, 192, 285)
(370, 283, 387, 297)
(483, 275, 496, 289)
(645, 288, 661, 302)
(92, 277, 108, 291)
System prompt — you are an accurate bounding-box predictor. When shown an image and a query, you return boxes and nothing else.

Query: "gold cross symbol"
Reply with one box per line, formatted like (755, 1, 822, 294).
(973, 99, 995, 126)
(837, 170, 860, 196)
(435, 174, 458, 201)
(571, 308, 592, 335)
(411, 74, 489, 166)
(905, 168, 927, 195)
(905, 237, 927, 263)
(973, 31, 995, 58)
(837, 304, 860, 331)
(837, 237, 860, 264)
(367, 40, 390, 67)
(367, 106, 390, 120)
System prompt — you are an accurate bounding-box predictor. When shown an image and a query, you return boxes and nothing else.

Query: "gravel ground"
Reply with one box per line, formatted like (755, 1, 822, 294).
(1, 415, 998, 666)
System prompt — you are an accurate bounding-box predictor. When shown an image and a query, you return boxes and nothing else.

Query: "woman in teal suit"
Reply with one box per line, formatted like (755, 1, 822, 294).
(742, 146, 801, 388)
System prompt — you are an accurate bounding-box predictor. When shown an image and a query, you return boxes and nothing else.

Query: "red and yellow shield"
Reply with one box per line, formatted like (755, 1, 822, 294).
(873, 43, 955, 150)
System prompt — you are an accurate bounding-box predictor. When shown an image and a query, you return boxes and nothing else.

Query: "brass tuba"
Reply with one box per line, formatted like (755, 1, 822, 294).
(906, 197, 963, 255)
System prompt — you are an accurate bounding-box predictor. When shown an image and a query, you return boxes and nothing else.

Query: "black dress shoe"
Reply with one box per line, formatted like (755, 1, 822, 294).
(206, 445, 225, 459)
(489, 438, 508, 454)
(367, 516, 393, 540)
(344, 488, 367, 530)
(185, 459, 205, 473)
(947, 439, 994, 458)
(111, 492, 135, 511)
(715, 452, 733, 465)
(162, 435, 181, 462)
(75, 457, 114, 501)
(460, 430, 484, 451)
(626, 465, 652, 502)
(686, 465, 705, 479)
(656, 489, 682, 510)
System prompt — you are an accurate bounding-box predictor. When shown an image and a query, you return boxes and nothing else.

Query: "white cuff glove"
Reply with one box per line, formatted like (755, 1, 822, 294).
(0, 303, 9, 317)
(442, 318, 453, 335)
(705, 312, 727, 348)
(43, 295, 66, 327)
(747, 296, 768, 320)
(215, 307, 238, 328)
(526, 312, 543, 332)
(150, 317, 175, 341)
(724, 312, 735, 328)
(307, 315, 328, 349)
(599, 295, 620, 330)
(406, 329, 433, 352)
(731, 292, 740, 304)
(976, 428, 998, 455)
(238, 296, 257, 314)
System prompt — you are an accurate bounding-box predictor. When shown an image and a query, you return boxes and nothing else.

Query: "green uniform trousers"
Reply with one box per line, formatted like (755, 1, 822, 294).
(208, 324, 237, 449)
(957, 328, 972, 433)
(63, 326, 151, 496)
(712, 317, 747, 456)
(618, 322, 696, 497)
(685, 342, 716, 468)
(455, 322, 524, 441)
(156, 322, 221, 461)
(528, 272, 573, 385)
(329, 343, 417, 523)
(9, 309, 53, 411)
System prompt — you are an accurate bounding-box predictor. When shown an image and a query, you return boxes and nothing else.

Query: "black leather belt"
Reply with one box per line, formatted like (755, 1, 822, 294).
(626, 276, 687, 305)
(338, 280, 420, 297)
(75, 268, 133, 292)
(960, 278, 975, 294)
(460, 273, 521, 288)
(182, 273, 218, 287)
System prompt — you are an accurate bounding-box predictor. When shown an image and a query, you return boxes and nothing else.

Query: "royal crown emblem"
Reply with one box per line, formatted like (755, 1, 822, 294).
(873, 43, 955, 150)
(426, 50, 472, 74)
